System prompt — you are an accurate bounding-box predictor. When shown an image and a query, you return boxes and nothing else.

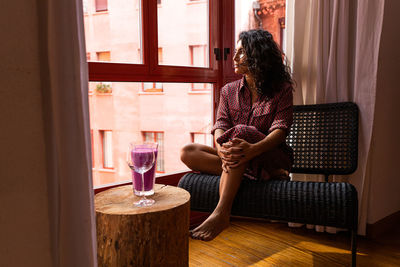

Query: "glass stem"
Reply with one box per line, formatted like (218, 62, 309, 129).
(141, 172, 146, 200)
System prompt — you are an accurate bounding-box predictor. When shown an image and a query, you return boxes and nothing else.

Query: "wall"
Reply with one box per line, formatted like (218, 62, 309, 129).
(0, 0, 52, 266)
(368, 0, 400, 224)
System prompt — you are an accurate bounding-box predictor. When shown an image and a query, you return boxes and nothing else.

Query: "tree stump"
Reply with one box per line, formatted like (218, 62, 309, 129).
(95, 184, 191, 267)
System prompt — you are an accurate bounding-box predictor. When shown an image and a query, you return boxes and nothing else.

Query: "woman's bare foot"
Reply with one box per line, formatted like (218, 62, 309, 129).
(190, 211, 230, 241)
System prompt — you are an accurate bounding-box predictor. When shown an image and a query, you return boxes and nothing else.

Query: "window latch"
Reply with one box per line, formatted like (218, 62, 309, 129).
(214, 48, 221, 61)
(223, 48, 230, 60)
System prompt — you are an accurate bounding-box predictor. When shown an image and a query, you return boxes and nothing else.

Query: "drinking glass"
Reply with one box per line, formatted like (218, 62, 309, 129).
(127, 142, 156, 207)
(132, 143, 158, 196)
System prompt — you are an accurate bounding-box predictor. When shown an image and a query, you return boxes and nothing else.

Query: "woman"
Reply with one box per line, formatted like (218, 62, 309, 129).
(180, 29, 294, 241)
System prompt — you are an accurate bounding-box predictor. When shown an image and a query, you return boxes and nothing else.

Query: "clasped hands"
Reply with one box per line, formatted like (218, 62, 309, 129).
(217, 138, 255, 173)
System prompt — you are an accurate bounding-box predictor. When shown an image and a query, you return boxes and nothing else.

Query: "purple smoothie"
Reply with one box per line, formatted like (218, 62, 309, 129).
(131, 149, 158, 193)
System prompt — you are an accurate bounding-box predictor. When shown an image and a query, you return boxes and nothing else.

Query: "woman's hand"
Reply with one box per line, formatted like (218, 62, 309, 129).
(216, 145, 228, 172)
(217, 142, 243, 172)
(220, 138, 257, 169)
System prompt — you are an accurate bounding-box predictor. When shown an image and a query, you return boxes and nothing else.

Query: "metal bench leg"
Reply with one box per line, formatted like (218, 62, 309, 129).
(351, 229, 357, 267)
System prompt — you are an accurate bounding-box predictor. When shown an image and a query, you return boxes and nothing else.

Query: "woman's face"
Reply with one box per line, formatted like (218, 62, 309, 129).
(233, 40, 248, 75)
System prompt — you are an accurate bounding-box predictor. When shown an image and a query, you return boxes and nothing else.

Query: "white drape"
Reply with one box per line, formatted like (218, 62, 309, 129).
(286, 0, 385, 235)
(38, 0, 97, 265)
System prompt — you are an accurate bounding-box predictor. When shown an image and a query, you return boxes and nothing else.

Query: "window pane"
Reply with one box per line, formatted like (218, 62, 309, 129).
(95, 0, 108, 12)
(157, 0, 209, 67)
(235, 0, 286, 51)
(156, 132, 164, 172)
(89, 82, 213, 187)
(83, 0, 142, 64)
(101, 130, 113, 168)
(192, 132, 213, 146)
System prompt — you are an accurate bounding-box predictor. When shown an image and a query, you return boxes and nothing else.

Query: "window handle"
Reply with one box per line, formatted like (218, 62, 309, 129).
(223, 48, 230, 60)
(214, 48, 221, 61)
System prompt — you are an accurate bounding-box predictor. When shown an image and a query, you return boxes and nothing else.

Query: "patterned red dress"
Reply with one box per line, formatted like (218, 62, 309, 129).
(211, 77, 294, 180)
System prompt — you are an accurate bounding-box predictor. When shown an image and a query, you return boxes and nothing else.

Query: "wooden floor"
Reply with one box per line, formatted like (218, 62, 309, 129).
(189, 218, 400, 266)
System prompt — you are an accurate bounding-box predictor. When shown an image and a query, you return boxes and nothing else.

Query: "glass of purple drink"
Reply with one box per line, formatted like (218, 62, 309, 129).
(127, 142, 157, 207)
(131, 143, 158, 197)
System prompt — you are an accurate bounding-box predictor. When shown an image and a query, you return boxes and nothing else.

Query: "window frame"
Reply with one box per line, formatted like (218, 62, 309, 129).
(142, 82, 163, 93)
(95, 0, 108, 12)
(99, 130, 114, 170)
(191, 132, 213, 146)
(88, 0, 220, 84)
(142, 131, 165, 173)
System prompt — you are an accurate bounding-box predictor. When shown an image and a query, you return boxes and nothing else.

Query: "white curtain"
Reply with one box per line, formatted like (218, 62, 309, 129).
(286, 0, 385, 235)
(38, 0, 97, 265)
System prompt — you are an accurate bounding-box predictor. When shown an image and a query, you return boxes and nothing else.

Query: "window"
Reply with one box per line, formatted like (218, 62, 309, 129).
(191, 132, 213, 147)
(279, 17, 286, 52)
(189, 45, 210, 91)
(158, 47, 163, 64)
(88, 81, 212, 187)
(158, 1, 209, 66)
(189, 45, 207, 67)
(96, 51, 111, 62)
(143, 132, 165, 172)
(95, 0, 108, 12)
(84, 0, 246, 187)
(83, 0, 88, 13)
(91, 130, 94, 166)
(100, 130, 113, 169)
(143, 82, 163, 92)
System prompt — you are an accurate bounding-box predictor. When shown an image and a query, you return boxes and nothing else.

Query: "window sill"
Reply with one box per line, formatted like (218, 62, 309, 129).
(94, 170, 191, 194)
(188, 90, 211, 95)
(95, 93, 113, 96)
(93, 11, 109, 15)
(186, 0, 207, 5)
(139, 92, 164, 95)
(98, 168, 116, 173)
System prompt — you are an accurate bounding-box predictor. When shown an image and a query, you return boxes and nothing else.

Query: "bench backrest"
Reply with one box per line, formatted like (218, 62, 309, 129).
(286, 102, 358, 175)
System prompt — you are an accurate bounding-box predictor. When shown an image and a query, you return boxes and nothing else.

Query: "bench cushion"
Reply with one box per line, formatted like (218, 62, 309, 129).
(178, 172, 358, 230)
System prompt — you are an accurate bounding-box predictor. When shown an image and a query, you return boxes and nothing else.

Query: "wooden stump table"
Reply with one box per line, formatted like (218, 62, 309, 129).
(95, 184, 191, 267)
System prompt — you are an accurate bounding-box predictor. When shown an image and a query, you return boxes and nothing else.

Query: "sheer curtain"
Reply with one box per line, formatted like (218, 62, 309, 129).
(38, 0, 97, 265)
(286, 0, 385, 235)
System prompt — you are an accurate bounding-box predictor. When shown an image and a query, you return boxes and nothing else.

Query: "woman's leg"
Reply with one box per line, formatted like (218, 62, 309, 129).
(190, 163, 247, 241)
(180, 143, 222, 175)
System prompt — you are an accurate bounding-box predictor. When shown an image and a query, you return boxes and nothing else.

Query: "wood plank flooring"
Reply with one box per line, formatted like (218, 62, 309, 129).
(189, 218, 400, 266)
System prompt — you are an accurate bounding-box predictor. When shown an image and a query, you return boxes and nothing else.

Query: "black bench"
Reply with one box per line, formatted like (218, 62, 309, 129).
(178, 102, 359, 266)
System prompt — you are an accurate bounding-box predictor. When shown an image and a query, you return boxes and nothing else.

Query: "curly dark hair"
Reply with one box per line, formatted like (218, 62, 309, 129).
(239, 29, 293, 97)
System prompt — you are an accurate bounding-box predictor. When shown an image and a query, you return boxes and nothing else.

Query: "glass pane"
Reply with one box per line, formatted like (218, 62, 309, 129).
(193, 133, 213, 146)
(157, 0, 209, 67)
(89, 82, 213, 187)
(235, 0, 286, 51)
(83, 0, 142, 64)
(102, 131, 113, 168)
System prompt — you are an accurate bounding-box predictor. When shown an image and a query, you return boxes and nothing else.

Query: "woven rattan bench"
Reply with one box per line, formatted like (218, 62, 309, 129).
(178, 102, 359, 266)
